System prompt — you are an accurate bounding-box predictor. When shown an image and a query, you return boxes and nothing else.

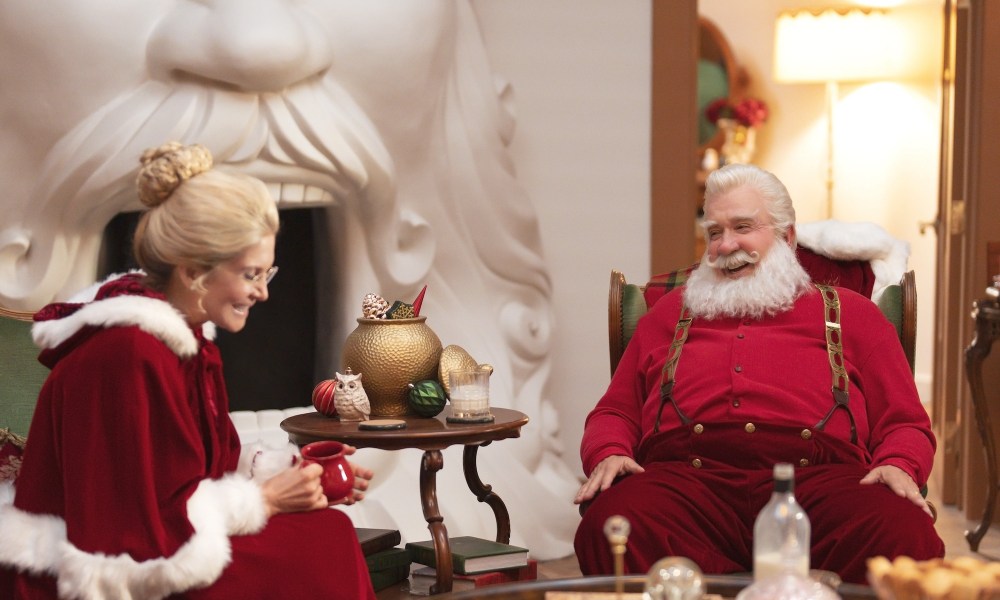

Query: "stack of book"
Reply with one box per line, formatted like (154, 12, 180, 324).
(405, 535, 535, 595)
(356, 528, 411, 592)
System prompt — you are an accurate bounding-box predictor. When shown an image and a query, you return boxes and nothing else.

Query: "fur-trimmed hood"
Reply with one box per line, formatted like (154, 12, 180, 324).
(31, 272, 215, 361)
(1, 274, 269, 599)
(796, 219, 910, 303)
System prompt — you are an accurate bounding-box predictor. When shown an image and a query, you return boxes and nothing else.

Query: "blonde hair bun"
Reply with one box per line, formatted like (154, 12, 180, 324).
(136, 142, 214, 207)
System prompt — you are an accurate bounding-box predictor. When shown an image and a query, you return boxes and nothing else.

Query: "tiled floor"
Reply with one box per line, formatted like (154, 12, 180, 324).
(376, 474, 1000, 598)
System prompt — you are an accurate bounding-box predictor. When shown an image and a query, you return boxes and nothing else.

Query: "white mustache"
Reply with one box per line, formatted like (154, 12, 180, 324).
(705, 249, 761, 270)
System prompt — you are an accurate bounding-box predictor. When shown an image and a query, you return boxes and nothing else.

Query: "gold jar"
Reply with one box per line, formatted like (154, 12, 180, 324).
(341, 317, 443, 417)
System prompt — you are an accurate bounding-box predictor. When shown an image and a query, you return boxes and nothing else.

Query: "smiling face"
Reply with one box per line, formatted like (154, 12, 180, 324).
(195, 235, 276, 334)
(702, 184, 795, 280)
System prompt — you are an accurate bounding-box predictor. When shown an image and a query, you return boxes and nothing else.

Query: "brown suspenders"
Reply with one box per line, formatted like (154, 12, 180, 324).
(653, 285, 858, 444)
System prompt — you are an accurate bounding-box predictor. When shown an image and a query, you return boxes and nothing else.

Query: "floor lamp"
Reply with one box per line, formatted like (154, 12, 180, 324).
(773, 8, 907, 219)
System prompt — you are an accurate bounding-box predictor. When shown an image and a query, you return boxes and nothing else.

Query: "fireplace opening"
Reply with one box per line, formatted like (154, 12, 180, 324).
(99, 207, 337, 411)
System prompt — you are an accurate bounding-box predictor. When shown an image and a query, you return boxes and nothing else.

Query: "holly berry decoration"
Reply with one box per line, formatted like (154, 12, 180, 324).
(312, 379, 338, 417)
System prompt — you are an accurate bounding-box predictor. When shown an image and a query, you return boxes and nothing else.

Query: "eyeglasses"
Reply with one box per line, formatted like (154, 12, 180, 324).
(243, 266, 279, 285)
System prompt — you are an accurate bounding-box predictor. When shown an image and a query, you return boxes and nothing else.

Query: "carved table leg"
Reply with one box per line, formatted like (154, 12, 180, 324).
(964, 300, 1000, 551)
(463, 441, 512, 543)
(420, 449, 452, 594)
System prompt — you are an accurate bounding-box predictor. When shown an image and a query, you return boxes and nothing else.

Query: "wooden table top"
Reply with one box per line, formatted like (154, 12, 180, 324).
(280, 407, 529, 450)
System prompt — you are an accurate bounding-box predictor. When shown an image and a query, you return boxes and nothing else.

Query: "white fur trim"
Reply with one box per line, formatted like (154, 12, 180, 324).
(0, 482, 66, 578)
(64, 272, 142, 304)
(237, 443, 299, 482)
(796, 219, 910, 303)
(32, 272, 215, 356)
(32, 296, 199, 358)
(189, 474, 269, 536)
(0, 475, 268, 599)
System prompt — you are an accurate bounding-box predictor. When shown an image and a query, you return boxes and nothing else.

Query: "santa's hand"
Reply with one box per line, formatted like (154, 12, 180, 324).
(860, 464, 933, 519)
(574, 455, 644, 504)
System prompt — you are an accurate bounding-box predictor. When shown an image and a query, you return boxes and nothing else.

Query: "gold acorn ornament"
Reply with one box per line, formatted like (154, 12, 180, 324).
(438, 344, 493, 396)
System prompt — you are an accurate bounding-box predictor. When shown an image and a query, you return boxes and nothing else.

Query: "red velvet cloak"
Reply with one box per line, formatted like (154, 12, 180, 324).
(0, 274, 374, 599)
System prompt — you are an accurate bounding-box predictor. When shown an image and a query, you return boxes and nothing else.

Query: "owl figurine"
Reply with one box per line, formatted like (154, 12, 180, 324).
(334, 368, 370, 422)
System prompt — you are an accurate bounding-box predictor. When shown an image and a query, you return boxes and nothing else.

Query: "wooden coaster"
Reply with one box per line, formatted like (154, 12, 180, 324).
(446, 414, 495, 424)
(359, 419, 407, 431)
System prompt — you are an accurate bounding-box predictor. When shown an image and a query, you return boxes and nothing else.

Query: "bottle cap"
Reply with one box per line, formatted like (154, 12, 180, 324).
(773, 463, 794, 480)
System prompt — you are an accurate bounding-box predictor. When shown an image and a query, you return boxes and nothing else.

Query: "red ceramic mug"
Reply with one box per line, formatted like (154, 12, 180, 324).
(299, 441, 354, 503)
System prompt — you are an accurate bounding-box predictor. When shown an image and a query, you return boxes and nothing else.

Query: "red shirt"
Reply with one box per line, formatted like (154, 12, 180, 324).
(580, 286, 935, 487)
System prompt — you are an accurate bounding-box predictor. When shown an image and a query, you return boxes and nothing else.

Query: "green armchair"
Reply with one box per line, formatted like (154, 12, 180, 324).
(0, 306, 46, 439)
(608, 265, 916, 377)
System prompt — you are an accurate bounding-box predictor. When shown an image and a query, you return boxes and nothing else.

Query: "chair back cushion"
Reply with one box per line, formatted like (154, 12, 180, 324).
(0, 309, 47, 437)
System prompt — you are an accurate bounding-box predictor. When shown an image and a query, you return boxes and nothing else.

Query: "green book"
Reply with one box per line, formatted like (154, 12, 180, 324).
(365, 547, 411, 572)
(368, 562, 410, 592)
(355, 527, 402, 556)
(405, 536, 529, 575)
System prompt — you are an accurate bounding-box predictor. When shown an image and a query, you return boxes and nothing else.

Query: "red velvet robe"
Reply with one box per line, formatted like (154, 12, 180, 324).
(576, 286, 943, 583)
(0, 274, 375, 599)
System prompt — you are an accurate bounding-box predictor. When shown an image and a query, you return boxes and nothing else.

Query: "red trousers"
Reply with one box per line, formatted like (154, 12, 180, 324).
(575, 428, 944, 584)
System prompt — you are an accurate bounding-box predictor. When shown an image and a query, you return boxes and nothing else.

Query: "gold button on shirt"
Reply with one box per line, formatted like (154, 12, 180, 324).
(744, 423, 756, 433)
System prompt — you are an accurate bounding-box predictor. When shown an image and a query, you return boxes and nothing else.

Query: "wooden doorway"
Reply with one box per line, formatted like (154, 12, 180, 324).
(934, 0, 1000, 522)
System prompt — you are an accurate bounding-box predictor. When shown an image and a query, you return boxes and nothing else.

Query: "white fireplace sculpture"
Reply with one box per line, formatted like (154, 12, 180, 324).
(0, 1, 579, 558)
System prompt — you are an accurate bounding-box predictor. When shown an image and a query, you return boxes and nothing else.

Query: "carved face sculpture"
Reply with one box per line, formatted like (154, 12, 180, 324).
(0, 0, 572, 559)
(0, 0, 454, 309)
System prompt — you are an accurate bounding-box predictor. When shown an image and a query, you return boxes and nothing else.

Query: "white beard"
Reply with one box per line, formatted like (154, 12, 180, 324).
(683, 239, 813, 320)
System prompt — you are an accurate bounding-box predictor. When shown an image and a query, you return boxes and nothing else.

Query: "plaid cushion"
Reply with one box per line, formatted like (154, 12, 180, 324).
(643, 263, 698, 307)
(0, 428, 25, 483)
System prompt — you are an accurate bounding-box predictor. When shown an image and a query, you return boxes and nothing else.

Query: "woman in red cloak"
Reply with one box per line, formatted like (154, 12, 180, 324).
(0, 142, 376, 599)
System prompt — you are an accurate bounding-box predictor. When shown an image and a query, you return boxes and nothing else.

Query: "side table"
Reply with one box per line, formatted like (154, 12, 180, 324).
(964, 285, 1000, 551)
(280, 407, 529, 594)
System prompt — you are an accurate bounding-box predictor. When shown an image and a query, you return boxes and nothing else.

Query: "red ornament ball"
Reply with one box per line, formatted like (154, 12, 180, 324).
(312, 379, 338, 417)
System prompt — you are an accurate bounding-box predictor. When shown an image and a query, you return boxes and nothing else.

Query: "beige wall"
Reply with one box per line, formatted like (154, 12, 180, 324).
(474, 0, 653, 477)
(698, 0, 943, 403)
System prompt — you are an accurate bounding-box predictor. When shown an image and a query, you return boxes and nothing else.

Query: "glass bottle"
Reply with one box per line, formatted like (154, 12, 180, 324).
(753, 463, 811, 581)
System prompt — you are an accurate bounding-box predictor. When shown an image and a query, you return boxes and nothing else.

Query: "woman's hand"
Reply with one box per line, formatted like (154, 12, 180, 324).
(574, 455, 644, 505)
(260, 444, 376, 515)
(260, 462, 327, 517)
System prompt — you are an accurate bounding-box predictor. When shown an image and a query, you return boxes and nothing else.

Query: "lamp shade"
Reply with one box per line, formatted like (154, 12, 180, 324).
(773, 8, 911, 83)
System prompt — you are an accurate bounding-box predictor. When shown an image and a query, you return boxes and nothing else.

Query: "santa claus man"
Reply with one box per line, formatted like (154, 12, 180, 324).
(574, 163, 943, 584)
